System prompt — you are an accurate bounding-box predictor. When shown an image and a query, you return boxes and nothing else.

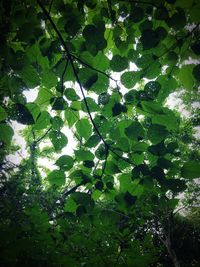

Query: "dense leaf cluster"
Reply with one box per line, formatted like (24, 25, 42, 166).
(0, 0, 200, 266)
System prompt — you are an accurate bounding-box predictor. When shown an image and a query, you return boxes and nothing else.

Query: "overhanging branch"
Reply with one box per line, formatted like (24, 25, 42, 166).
(37, 0, 134, 166)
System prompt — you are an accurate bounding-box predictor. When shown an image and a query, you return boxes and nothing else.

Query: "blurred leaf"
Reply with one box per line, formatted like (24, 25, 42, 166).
(0, 123, 14, 145)
(47, 170, 66, 186)
(55, 155, 74, 171)
(181, 161, 200, 179)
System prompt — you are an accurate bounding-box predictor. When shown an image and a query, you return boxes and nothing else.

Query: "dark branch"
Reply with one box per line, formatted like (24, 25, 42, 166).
(37, 0, 116, 82)
(35, 127, 52, 144)
(37, 0, 134, 167)
(37, 0, 108, 145)
(71, 54, 118, 83)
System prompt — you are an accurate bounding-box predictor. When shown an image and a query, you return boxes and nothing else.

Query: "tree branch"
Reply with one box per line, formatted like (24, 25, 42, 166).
(35, 127, 52, 144)
(71, 54, 118, 83)
(37, 0, 116, 82)
(37, 0, 134, 167)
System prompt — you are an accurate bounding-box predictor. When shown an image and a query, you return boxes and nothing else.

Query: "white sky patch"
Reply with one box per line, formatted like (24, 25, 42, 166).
(7, 121, 27, 165)
(23, 88, 38, 102)
(166, 92, 190, 118)
(192, 101, 200, 109)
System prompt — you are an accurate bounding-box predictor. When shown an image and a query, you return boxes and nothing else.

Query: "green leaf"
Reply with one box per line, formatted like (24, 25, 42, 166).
(189, 5, 200, 23)
(140, 101, 164, 115)
(65, 109, 79, 128)
(26, 103, 40, 122)
(144, 62, 161, 79)
(12, 103, 34, 125)
(125, 121, 145, 141)
(121, 71, 140, 88)
(81, 97, 100, 112)
(51, 116, 64, 130)
(178, 65, 195, 90)
(166, 10, 186, 30)
(116, 137, 130, 152)
(148, 141, 166, 156)
(19, 65, 40, 88)
(34, 111, 51, 130)
(181, 161, 200, 179)
(93, 53, 109, 70)
(132, 142, 148, 152)
(127, 49, 139, 61)
(41, 70, 57, 88)
(124, 90, 137, 104)
(83, 160, 94, 168)
(98, 92, 110, 105)
(95, 144, 107, 159)
(136, 54, 154, 68)
(140, 29, 159, 50)
(83, 24, 98, 42)
(165, 179, 187, 193)
(157, 158, 172, 169)
(51, 97, 67, 110)
(64, 88, 80, 101)
(49, 130, 68, 151)
(119, 173, 132, 192)
(90, 74, 109, 94)
(110, 55, 128, 72)
(130, 153, 144, 165)
(0, 123, 14, 145)
(112, 103, 127, 116)
(105, 161, 120, 175)
(157, 76, 177, 102)
(75, 118, 92, 141)
(78, 68, 98, 90)
(35, 88, 53, 106)
(55, 155, 74, 171)
(47, 170, 66, 186)
(64, 198, 78, 213)
(85, 135, 101, 148)
(129, 183, 144, 198)
(147, 124, 169, 144)
(193, 64, 200, 82)
(130, 6, 144, 22)
(144, 81, 161, 99)
(152, 113, 179, 131)
(0, 106, 7, 121)
(92, 190, 102, 201)
(75, 149, 94, 162)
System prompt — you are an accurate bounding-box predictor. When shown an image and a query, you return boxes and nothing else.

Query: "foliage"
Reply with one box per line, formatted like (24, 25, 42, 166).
(0, 0, 200, 266)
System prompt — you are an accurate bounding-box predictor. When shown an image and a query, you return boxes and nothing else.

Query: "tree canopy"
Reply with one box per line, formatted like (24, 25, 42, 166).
(0, 0, 200, 266)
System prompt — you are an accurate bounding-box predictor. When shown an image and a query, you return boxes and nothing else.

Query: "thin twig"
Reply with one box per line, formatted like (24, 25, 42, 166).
(37, 0, 134, 167)
(35, 127, 52, 144)
(72, 54, 118, 83)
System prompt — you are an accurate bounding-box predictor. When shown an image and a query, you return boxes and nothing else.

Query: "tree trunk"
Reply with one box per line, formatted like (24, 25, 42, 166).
(165, 238, 180, 267)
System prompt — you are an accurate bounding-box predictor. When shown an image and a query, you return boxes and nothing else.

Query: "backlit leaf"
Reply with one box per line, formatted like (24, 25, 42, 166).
(75, 118, 92, 141)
